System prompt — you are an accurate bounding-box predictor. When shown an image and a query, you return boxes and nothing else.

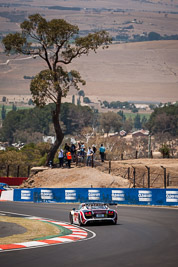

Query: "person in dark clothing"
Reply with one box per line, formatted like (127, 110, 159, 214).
(99, 144, 105, 162)
(92, 144, 97, 161)
(64, 143, 70, 152)
(71, 143, 76, 161)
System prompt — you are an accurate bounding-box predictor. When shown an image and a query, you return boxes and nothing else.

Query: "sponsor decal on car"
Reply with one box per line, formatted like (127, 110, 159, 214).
(88, 190, 100, 200)
(166, 191, 178, 202)
(138, 190, 152, 202)
(21, 190, 31, 200)
(112, 190, 125, 201)
(41, 190, 53, 200)
(65, 190, 76, 200)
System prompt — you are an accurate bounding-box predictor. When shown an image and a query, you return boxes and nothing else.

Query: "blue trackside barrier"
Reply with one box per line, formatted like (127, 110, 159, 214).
(13, 188, 178, 206)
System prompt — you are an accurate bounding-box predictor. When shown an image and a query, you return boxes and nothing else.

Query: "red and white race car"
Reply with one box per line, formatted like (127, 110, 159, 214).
(69, 202, 117, 226)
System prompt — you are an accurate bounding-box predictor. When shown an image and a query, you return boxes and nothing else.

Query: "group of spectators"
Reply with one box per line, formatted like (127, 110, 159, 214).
(58, 142, 106, 168)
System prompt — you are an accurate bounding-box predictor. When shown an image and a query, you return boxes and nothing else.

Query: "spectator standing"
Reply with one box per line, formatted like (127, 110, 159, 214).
(92, 144, 97, 159)
(58, 149, 64, 168)
(80, 142, 85, 158)
(64, 143, 70, 153)
(77, 141, 81, 150)
(66, 151, 72, 168)
(99, 144, 105, 162)
(71, 143, 76, 161)
(87, 147, 93, 166)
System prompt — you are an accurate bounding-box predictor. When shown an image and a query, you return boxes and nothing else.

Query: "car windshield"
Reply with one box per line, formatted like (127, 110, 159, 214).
(79, 203, 108, 210)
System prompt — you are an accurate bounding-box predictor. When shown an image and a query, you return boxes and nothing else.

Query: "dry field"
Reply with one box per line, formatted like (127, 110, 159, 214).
(0, 0, 178, 103)
(0, 40, 178, 103)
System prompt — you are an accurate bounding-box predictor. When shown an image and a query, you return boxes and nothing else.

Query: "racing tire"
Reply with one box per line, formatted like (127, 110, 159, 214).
(69, 213, 73, 224)
(112, 215, 117, 225)
(78, 214, 83, 226)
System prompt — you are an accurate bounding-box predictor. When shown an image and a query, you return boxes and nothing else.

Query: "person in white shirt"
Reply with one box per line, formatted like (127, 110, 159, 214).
(58, 149, 64, 167)
(87, 147, 93, 166)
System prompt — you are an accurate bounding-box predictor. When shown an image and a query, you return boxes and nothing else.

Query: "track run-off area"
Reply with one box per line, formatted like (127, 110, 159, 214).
(0, 202, 178, 267)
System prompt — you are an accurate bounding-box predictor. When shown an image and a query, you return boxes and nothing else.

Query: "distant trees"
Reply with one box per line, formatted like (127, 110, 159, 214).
(134, 114, 141, 129)
(2, 96, 7, 102)
(60, 103, 93, 135)
(0, 142, 52, 167)
(83, 97, 91, 103)
(0, 103, 94, 144)
(117, 110, 126, 122)
(77, 97, 81, 106)
(1, 105, 6, 120)
(78, 90, 85, 97)
(147, 104, 178, 136)
(12, 103, 17, 111)
(100, 112, 122, 135)
(122, 117, 133, 132)
(72, 95, 75, 105)
(149, 104, 156, 110)
(24, 75, 35, 80)
(115, 30, 178, 43)
(28, 99, 34, 105)
(0, 104, 54, 144)
(148, 32, 161, 41)
(101, 100, 137, 111)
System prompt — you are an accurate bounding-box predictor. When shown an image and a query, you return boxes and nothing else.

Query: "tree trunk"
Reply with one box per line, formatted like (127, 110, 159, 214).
(46, 95, 64, 166)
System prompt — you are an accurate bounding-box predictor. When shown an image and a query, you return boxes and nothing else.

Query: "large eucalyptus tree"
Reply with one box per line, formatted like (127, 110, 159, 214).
(2, 14, 111, 165)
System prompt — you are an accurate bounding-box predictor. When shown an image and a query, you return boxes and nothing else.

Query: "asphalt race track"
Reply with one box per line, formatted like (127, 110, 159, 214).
(0, 202, 178, 267)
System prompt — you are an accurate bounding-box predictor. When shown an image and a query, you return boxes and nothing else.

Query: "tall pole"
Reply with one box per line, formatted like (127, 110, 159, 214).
(132, 167, 136, 188)
(148, 134, 151, 158)
(161, 166, 167, 189)
(145, 166, 150, 188)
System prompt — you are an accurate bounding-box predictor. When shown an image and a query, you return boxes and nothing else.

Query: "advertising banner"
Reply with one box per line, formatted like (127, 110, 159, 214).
(13, 188, 178, 206)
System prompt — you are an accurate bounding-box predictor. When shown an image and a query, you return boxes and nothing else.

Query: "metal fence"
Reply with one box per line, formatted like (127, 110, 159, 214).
(99, 160, 178, 188)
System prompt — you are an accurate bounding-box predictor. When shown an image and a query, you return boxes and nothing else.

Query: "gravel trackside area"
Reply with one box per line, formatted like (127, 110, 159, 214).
(21, 166, 131, 188)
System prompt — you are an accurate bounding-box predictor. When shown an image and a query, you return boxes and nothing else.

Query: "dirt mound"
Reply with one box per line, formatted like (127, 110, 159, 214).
(21, 166, 131, 188)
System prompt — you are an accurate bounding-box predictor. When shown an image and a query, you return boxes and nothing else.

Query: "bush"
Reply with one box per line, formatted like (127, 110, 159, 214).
(159, 144, 170, 158)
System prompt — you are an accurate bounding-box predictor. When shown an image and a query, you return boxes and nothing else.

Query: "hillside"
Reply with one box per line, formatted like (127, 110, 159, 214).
(1, 40, 178, 103)
(0, 0, 178, 103)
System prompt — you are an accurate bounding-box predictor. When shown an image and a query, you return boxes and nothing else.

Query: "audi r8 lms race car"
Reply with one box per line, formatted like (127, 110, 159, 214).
(69, 202, 117, 226)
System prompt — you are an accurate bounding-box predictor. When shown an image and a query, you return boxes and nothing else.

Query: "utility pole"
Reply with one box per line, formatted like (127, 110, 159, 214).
(148, 134, 151, 158)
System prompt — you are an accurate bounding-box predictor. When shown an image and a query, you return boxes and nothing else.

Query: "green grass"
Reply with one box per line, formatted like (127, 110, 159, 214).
(0, 104, 32, 115)
(124, 112, 151, 120)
